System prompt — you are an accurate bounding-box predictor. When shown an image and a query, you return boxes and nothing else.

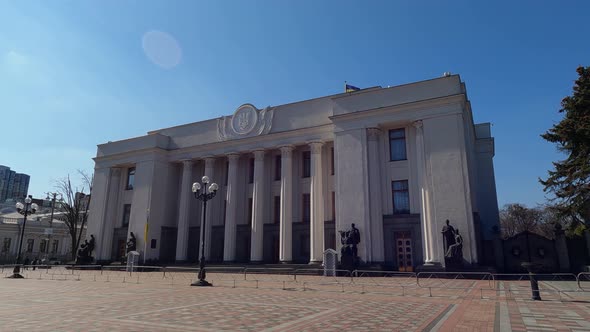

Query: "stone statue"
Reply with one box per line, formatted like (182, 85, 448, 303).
(441, 220, 456, 255)
(87, 234, 95, 256)
(126, 232, 137, 253)
(339, 223, 361, 271)
(75, 238, 94, 265)
(445, 230, 463, 261)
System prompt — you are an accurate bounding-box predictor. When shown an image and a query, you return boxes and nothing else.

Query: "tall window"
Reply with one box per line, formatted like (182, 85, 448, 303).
(274, 155, 282, 181)
(248, 158, 255, 184)
(389, 129, 407, 161)
(330, 147, 335, 175)
(392, 180, 410, 214)
(39, 239, 48, 253)
(51, 240, 59, 254)
(331, 191, 336, 221)
(247, 198, 253, 225)
(122, 204, 131, 227)
(273, 196, 281, 224)
(2, 238, 10, 253)
(26, 239, 34, 253)
(302, 194, 311, 222)
(302, 151, 311, 178)
(126, 167, 136, 190)
(224, 161, 229, 185)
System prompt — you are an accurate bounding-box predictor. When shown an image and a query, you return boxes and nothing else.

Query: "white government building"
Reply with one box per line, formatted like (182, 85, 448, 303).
(87, 75, 500, 269)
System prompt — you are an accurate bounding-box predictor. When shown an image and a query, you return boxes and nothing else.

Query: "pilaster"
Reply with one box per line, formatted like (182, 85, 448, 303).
(309, 142, 325, 263)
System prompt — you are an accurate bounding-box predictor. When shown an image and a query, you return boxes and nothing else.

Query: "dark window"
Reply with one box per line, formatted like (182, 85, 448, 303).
(151, 239, 157, 249)
(26, 239, 34, 253)
(247, 198, 253, 225)
(392, 180, 410, 214)
(331, 191, 336, 221)
(40, 239, 47, 253)
(223, 200, 227, 225)
(302, 151, 311, 178)
(126, 167, 136, 190)
(274, 155, 282, 181)
(248, 158, 255, 183)
(274, 196, 281, 224)
(224, 161, 229, 185)
(51, 240, 58, 254)
(122, 204, 131, 227)
(330, 147, 335, 175)
(2, 238, 10, 253)
(302, 194, 311, 222)
(389, 129, 407, 161)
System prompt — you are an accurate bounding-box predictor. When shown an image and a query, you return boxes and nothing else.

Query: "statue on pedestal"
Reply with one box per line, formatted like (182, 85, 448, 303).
(126, 232, 137, 253)
(339, 223, 361, 271)
(442, 220, 463, 268)
(75, 234, 96, 265)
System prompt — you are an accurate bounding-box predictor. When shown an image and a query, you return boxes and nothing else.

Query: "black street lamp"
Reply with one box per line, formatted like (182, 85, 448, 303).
(7, 195, 39, 279)
(44, 192, 63, 260)
(191, 176, 218, 287)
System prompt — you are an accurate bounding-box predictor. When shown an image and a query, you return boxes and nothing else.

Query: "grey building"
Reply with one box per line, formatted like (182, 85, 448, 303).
(0, 165, 30, 203)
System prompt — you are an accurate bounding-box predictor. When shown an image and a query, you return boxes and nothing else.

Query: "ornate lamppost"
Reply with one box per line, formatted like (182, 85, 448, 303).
(191, 176, 218, 287)
(7, 195, 39, 278)
(44, 192, 62, 260)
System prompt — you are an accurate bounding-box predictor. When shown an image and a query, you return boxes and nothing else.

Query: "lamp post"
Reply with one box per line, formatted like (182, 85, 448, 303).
(191, 176, 218, 287)
(7, 195, 38, 278)
(44, 192, 62, 260)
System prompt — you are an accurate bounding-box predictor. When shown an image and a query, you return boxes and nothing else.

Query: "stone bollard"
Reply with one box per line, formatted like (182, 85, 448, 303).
(521, 262, 542, 301)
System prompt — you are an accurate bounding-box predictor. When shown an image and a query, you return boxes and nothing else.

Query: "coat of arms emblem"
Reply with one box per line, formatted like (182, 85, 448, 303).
(217, 104, 274, 141)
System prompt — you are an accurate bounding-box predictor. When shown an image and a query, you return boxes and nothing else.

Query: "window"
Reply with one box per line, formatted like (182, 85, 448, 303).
(330, 147, 335, 175)
(224, 161, 229, 185)
(39, 239, 48, 254)
(2, 238, 10, 253)
(331, 191, 336, 221)
(274, 155, 282, 181)
(389, 129, 407, 161)
(247, 198, 253, 225)
(392, 180, 410, 214)
(122, 204, 131, 227)
(26, 239, 34, 253)
(126, 167, 136, 190)
(51, 240, 59, 254)
(302, 151, 311, 178)
(302, 194, 311, 222)
(248, 158, 255, 184)
(273, 196, 281, 224)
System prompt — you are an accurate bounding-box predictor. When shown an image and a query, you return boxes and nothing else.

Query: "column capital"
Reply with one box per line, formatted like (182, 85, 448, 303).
(253, 149, 266, 160)
(367, 128, 382, 141)
(279, 145, 294, 156)
(412, 120, 423, 129)
(309, 141, 324, 154)
(203, 156, 216, 168)
(111, 168, 122, 176)
(226, 153, 240, 162)
(180, 159, 194, 167)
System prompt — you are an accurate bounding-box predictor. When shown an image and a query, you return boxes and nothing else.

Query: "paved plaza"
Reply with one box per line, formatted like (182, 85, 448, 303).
(1, 268, 590, 331)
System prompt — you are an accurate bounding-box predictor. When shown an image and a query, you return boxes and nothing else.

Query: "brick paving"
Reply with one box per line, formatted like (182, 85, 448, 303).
(0, 270, 589, 331)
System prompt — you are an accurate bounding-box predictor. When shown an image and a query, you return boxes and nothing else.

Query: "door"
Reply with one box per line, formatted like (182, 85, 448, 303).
(395, 231, 413, 272)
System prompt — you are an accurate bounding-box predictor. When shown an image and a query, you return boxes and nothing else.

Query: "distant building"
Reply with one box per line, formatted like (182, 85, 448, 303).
(0, 166, 30, 203)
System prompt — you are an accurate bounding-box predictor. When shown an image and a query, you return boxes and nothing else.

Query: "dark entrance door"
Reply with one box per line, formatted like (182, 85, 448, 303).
(395, 231, 413, 272)
(159, 227, 177, 263)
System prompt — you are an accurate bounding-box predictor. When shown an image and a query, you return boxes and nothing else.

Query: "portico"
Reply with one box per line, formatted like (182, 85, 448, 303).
(87, 75, 500, 269)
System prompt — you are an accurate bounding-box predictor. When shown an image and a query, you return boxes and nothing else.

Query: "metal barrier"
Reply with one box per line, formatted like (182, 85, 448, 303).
(417, 272, 495, 290)
(578, 272, 590, 291)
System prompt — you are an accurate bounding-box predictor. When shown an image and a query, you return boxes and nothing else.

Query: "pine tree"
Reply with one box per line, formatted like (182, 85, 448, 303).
(540, 66, 590, 228)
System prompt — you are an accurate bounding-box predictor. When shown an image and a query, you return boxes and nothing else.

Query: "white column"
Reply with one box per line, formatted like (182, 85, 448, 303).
(414, 120, 438, 265)
(250, 149, 266, 262)
(367, 128, 385, 263)
(279, 146, 294, 263)
(223, 153, 240, 262)
(309, 142, 325, 263)
(199, 157, 216, 260)
(175, 160, 193, 261)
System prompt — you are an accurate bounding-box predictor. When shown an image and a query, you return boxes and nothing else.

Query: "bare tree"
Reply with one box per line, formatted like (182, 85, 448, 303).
(499, 203, 542, 239)
(55, 171, 93, 261)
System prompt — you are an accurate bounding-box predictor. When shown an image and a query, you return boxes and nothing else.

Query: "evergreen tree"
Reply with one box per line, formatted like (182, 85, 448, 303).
(540, 66, 590, 229)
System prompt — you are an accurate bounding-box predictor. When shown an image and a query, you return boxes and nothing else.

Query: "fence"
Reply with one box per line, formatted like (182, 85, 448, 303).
(2, 264, 589, 301)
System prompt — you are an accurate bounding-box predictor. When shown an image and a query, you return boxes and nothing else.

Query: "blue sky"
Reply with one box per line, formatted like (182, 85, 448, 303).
(0, 1, 588, 207)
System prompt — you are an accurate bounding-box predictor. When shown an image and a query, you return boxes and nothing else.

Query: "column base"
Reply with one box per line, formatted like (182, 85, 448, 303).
(249, 260, 264, 264)
(6, 273, 24, 279)
(191, 279, 213, 287)
(280, 260, 293, 264)
(416, 262, 444, 272)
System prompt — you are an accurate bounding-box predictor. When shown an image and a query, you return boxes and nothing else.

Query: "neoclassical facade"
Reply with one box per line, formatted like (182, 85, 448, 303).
(87, 75, 500, 269)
